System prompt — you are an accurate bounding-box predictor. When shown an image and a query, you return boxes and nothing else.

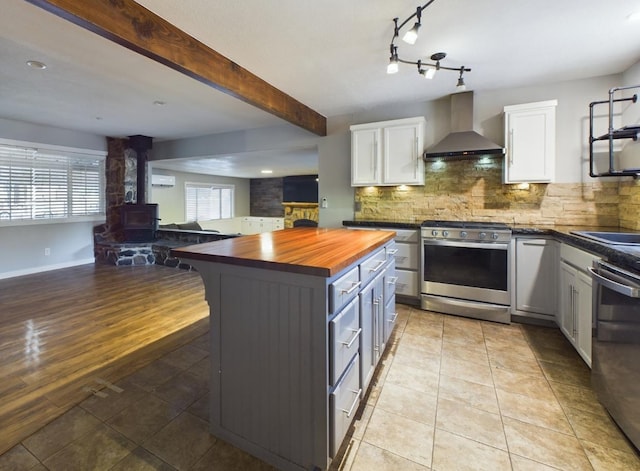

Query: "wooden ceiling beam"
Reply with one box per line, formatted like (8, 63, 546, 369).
(25, 0, 327, 136)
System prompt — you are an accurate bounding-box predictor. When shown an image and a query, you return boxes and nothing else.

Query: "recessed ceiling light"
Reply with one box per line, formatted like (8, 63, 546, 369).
(261, 169, 273, 174)
(26, 60, 47, 70)
(153, 100, 166, 106)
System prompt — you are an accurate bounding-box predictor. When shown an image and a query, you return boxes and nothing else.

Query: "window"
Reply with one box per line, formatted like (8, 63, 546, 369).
(185, 182, 234, 221)
(0, 141, 105, 222)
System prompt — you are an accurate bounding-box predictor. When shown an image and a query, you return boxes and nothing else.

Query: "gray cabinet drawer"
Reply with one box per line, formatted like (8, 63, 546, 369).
(329, 297, 360, 386)
(329, 266, 360, 314)
(360, 248, 387, 287)
(393, 243, 418, 270)
(329, 354, 361, 458)
(396, 269, 418, 297)
(384, 260, 397, 300)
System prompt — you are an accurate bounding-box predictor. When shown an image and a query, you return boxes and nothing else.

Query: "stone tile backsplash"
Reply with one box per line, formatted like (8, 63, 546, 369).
(354, 157, 640, 229)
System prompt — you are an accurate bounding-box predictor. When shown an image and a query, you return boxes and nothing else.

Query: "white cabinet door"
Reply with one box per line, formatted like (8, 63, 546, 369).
(504, 100, 557, 183)
(559, 261, 577, 345)
(383, 121, 424, 185)
(515, 238, 558, 316)
(350, 117, 425, 187)
(351, 127, 381, 186)
(576, 270, 593, 367)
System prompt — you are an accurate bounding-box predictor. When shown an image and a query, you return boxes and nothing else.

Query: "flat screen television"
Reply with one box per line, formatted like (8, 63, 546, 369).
(283, 175, 318, 203)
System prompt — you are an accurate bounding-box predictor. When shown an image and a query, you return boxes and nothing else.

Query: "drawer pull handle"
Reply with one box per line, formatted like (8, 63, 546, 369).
(368, 260, 386, 273)
(341, 281, 361, 295)
(387, 249, 399, 255)
(341, 328, 362, 348)
(388, 312, 398, 323)
(388, 276, 398, 285)
(341, 388, 363, 418)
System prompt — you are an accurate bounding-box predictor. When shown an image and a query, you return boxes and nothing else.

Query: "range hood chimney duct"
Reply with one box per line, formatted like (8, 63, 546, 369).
(424, 91, 504, 159)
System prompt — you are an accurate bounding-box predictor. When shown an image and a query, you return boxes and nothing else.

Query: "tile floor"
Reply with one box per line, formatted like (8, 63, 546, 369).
(2, 305, 639, 470)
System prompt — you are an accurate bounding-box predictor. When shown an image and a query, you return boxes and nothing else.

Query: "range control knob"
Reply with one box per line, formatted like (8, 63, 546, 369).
(432, 230, 439, 236)
(460, 231, 468, 238)
(491, 233, 500, 240)
(442, 230, 449, 237)
(479, 232, 487, 239)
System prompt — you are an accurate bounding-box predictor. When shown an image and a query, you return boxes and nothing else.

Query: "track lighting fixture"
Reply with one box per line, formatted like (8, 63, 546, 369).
(387, 0, 470, 90)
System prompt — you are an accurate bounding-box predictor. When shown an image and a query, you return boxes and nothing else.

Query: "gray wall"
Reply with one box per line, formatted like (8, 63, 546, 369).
(0, 119, 106, 278)
(149, 168, 250, 223)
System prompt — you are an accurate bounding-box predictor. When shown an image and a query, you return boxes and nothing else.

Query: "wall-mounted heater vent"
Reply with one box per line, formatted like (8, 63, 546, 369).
(151, 174, 176, 187)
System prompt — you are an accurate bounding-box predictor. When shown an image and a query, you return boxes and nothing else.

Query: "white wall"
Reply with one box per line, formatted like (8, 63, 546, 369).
(0, 119, 106, 278)
(149, 168, 250, 223)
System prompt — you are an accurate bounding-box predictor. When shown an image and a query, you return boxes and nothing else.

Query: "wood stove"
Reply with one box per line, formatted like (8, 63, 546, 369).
(121, 203, 158, 242)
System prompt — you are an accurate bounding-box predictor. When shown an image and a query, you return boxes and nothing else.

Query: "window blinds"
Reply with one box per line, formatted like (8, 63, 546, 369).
(185, 183, 234, 221)
(0, 144, 105, 221)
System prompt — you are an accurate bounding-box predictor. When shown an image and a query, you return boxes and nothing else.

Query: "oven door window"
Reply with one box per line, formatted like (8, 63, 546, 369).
(424, 244, 507, 291)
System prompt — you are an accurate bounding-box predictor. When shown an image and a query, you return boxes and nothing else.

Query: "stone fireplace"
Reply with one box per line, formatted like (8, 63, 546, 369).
(282, 202, 319, 228)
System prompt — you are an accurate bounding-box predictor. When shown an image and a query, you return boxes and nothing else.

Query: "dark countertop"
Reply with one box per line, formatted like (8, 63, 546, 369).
(343, 220, 640, 274)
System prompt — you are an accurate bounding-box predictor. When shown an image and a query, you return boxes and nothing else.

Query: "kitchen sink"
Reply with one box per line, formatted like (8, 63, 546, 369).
(571, 231, 640, 245)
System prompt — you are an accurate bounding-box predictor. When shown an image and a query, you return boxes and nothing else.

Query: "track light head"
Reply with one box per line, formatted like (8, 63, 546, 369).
(402, 22, 421, 45)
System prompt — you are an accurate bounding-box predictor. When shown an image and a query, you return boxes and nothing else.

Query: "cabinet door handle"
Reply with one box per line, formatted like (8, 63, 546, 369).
(388, 276, 398, 285)
(341, 327, 362, 348)
(369, 260, 386, 273)
(373, 138, 378, 180)
(388, 312, 398, 323)
(341, 281, 361, 295)
(341, 388, 363, 418)
(387, 249, 399, 255)
(508, 129, 514, 165)
(414, 136, 419, 178)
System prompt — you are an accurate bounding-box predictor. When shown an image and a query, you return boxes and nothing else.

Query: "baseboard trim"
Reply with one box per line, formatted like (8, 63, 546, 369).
(0, 258, 95, 280)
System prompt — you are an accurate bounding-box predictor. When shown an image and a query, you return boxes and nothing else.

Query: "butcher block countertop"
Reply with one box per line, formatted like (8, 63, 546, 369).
(171, 227, 395, 277)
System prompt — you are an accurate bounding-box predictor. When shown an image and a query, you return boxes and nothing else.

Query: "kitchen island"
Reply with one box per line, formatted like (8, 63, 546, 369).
(172, 227, 396, 471)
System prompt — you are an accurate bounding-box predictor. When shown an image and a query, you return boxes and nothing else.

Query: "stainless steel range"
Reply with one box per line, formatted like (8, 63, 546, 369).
(420, 220, 512, 324)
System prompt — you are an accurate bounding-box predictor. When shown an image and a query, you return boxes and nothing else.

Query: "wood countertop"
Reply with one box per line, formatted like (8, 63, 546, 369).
(171, 227, 396, 277)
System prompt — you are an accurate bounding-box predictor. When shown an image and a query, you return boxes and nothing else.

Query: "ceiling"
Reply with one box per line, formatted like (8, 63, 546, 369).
(2, 0, 640, 178)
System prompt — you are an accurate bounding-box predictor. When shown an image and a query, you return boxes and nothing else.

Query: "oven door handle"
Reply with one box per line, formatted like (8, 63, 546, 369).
(588, 266, 640, 298)
(422, 240, 508, 250)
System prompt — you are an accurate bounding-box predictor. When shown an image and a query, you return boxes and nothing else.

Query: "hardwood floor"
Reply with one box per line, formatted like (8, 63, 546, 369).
(0, 263, 209, 455)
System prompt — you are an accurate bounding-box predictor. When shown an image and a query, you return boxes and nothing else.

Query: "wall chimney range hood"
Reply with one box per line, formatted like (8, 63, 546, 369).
(424, 91, 504, 159)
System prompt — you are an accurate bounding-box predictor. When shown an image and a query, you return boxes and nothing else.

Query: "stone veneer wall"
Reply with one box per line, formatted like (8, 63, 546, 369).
(354, 157, 640, 228)
(283, 203, 319, 228)
(250, 177, 285, 217)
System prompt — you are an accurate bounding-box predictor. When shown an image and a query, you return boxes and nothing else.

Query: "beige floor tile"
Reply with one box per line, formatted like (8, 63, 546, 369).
(0, 444, 44, 471)
(509, 453, 562, 470)
(522, 325, 572, 352)
(351, 405, 374, 441)
(152, 370, 208, 410)
(582, 439, 640, 471)
(160, 344, 208, 370)
(80, 380, 147, 421)
(436, 397, 507, 450)
(187, 393, 210, 422)
(42, 423, 136, 471)
(362, 407, 434, 468)
(489, 351, 543, 376)
(440, 355, 494, 386)
(503, 416, 593, 470)
(109, 446, 176, 471)
(438, 375, 499, 414)
(22, 406, 101, 461)
(375, 382, 437, 426)
(143, 412, 216, 470)
(432, 429, 511, 471)
(485, 337, 538, 362)
(350, 441, 430, 471)
(548, 380, 608, 417)
(335, 438, 361, 471)
(539, 359, 591, 388)
(409, 309, 445, 326)
(404, 320, 444, 339)
(497, 388, 572, 434)
(565, 406, 637, 454)
(492, 368, 554, 400)
(392, 343, 441, 373)
(482, 322, 525, 341)
(187, 356, 211, 381)
(126, 359, 184, 392)
(441, 339, 489, 367)
(385, 361, 440, 396)
(107, 394, 182, 445)
(398, 332, 443, 356)
(189, 438, 275, 471)
(529, 343, 584, 367)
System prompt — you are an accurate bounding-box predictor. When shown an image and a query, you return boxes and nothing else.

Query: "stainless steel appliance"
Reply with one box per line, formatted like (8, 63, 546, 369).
(590, 260, 640, 451)
(420, 220, 511, 324)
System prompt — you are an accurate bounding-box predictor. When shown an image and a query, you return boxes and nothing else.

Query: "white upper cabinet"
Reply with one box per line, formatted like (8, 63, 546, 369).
(503, 100, 557, 183)
(351, 117, 425, 186)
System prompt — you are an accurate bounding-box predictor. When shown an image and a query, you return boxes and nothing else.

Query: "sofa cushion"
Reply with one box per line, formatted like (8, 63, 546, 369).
(177, 221, 203, 231)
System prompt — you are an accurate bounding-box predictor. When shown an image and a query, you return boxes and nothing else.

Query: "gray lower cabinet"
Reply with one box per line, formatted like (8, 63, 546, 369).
(190, 240, 395, 471)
